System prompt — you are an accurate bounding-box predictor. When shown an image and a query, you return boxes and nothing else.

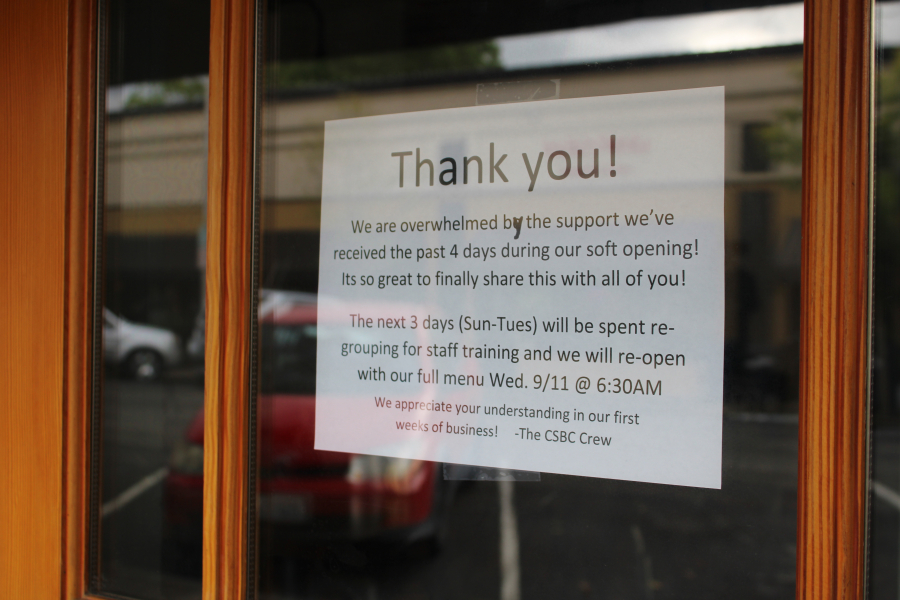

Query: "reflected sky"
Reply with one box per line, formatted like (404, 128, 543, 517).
(498, 3, 804, 69)
(108, 2, 900, 113)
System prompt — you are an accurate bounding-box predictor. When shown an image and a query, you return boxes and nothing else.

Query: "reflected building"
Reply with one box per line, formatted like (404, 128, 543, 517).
(108, 45, 804, 410)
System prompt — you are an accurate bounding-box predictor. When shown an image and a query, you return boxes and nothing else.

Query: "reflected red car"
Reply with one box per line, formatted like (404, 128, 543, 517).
(163, 297, 450, 566)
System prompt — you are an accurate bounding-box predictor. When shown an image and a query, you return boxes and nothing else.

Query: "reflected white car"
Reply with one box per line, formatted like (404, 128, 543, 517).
(103, 308, 182, 381)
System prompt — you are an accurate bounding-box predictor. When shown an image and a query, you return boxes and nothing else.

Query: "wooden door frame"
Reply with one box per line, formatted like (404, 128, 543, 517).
(0, 0, 98, 598)
(0, 0, 876, 598)
(798, 0, 873, 598)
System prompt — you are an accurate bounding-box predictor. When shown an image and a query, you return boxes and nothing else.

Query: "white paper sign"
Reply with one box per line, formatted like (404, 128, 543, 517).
(314, 87, 724, 489)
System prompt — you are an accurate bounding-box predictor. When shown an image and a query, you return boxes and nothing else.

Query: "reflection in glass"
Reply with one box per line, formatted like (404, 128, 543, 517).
(94, 1, 209, 598)
(870, 3, 900, 598)
(256, 1, 802, 598)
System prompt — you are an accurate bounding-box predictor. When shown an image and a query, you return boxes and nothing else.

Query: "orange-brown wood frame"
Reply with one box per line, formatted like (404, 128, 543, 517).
(63, 0, 100, 596)
(798, 0, 873, 599)
(203, 0, 259, 598)
(0, 0, 98, 598)
(0, 0, 68, 594)
(0, 0, 880, 598)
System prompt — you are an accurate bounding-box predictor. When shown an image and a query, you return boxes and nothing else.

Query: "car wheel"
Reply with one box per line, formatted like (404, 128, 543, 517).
(127, 349, 164, 381)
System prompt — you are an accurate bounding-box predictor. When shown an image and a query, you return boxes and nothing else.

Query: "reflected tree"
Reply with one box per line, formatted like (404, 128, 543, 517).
(874, 53, 900, 420)
(268, 41, 501, 91)
(764, 54, 900, 420)
(124, 77, 207, 109)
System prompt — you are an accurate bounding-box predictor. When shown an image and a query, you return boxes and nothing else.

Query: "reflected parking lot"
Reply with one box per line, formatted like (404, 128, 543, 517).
(100, 376, 203, 600)
(102, 372, 804, 600)
(91, 1, 900, 596)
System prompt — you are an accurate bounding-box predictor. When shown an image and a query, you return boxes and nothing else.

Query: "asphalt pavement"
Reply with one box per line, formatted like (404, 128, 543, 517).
(94, 376, 900, 600)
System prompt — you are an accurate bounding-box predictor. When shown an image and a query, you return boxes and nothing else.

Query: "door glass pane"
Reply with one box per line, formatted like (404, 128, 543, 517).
(256, 2, 803, 598)
(870, 2, 900, 597)
(92, 1, 209, 598)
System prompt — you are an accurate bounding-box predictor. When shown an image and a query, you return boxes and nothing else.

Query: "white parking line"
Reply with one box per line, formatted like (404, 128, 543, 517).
(101, 467, 169, 518)
(873, 480, 900, 512)
(631, 524, 655, 600)
(499, 480, 521, 600)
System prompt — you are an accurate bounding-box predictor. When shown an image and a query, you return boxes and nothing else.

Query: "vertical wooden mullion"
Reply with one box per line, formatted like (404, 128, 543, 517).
(62, 0, 98, 595)
(799, 0, 873, 598)
(204, 0, 258, 598)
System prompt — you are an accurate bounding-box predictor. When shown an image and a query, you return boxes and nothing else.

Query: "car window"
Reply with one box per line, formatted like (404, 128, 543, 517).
(260, 323, 317, 395)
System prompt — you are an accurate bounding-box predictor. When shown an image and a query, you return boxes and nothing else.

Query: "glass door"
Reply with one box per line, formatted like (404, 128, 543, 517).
(22, 0, 870, 599)
(249, 2, 810, 598)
